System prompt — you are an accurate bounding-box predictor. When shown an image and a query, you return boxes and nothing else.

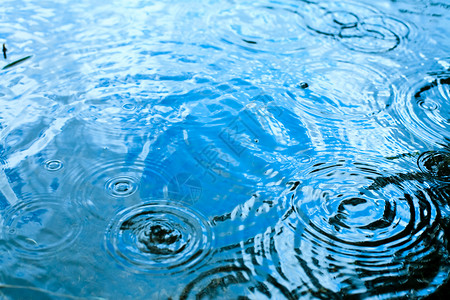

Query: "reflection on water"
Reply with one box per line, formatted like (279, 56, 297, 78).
(282, 158, 449, 298)
(1, 0, 450, 298)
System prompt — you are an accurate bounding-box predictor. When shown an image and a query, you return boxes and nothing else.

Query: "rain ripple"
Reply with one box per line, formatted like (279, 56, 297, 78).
(64, 159, 169, 219)
(206, 0, 313, 53)
(0, 195, 82, 259)
(303, 0, 411, 53)
(418, 150, 450, 183)
(282, 159, 450, 297)
(393, 59, 450, 145)
(104, 201, 213, 275)
(286, 59, 393, 124)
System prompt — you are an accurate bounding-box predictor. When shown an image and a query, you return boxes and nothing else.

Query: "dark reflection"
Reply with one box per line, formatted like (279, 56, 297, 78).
(2, 55, 32, 70)
(366, 148, 450, 298)
(359, 189, 446, 296)
(282, 157, 450, 298)
(181, 264, 297, 300)
(105, 202, 213, 274)
(414, 76, 450, 102)
(418, 150, 450, 181)
(371, 149, 450, 188)
(329, 197, 395, 231)
(122, 219, 185, 255)
(2, 43, 7, 59)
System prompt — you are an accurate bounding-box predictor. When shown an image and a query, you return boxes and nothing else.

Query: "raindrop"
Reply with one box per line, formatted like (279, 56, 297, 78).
(297, 82, 309, 89)
(122, 103, 136, 111)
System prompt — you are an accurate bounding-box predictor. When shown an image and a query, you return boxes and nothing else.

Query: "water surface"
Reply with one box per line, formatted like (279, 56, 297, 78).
(1, 0, 450, 299)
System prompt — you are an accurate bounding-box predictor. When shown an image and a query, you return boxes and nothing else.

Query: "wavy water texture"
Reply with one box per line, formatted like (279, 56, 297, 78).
(1, 0, 450, 299)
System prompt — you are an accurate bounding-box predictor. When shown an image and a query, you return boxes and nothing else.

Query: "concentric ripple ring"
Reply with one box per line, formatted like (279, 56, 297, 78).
(1, 197, 82, 259)
(105, 201, 214, 274)
(303, 1, 410, 53)
(393, 64, 450, 145)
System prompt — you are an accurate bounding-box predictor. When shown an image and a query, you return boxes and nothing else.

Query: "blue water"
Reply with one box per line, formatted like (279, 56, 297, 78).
(1, 0, 449, 299)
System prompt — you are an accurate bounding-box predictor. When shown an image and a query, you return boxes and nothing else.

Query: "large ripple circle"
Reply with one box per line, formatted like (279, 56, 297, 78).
(303, 1, 410, 53)
(207, 2, 312, 53)
(394, 67, 450, 145)
(289, 60, 393, 122)
(1, 197, 82, 259)
(283, 160, 448, 297)
(287, 161, 438, 248)
(105, 201, 213, 274)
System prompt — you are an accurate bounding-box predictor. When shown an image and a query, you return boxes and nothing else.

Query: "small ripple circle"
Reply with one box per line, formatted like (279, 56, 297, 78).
(206, 2, 312, 53)
(44, 160, 63, 171)
(65, 159, 169, 219)
(105, 201, 214, 274)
